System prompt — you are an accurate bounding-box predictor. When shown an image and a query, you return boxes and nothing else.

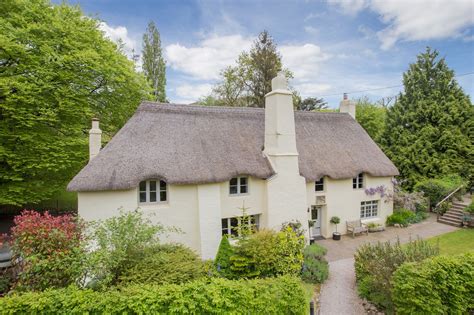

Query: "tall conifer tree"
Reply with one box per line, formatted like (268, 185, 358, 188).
(142, 21, 166, 102)
(382, 48, 474, 189)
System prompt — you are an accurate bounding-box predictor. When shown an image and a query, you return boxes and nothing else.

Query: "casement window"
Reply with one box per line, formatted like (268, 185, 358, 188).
(360, 200, 378, 219)
(229, 177, 248, 195)
(353, 173, 364, 189)
(221, 214, 260, 236)
(139, 180, 167, 203)
(315, 178, 324, 192)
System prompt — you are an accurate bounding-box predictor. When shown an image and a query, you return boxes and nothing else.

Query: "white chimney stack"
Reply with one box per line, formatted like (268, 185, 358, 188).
(339, 93, 356, 119)
(263, 72, 308, 237)
(89, 118, 102, 160)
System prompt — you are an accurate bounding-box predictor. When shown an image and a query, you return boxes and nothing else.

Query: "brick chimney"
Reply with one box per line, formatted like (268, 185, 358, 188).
(339, 93, 356, 119)
(89, 118, 102, 160)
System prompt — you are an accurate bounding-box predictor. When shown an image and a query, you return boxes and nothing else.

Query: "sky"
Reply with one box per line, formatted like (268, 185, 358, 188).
(62, 0, 474, 107)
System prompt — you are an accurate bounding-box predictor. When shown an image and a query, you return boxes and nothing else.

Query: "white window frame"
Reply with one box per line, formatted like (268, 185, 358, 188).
(221, 214, 260, 237)
(315, 177, 324, 192)
(353, 173, 364, 189)
(229, 176, 249, 195)
(139, 180, 168, 204)
(360, 200, 378, 219)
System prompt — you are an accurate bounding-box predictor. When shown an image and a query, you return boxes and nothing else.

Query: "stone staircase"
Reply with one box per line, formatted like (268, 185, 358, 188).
(438, 200, 468, 227)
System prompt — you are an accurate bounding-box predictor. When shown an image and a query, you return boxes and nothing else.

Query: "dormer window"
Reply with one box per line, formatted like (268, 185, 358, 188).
(229, 177, 248, 195)
(353, 173, 364, 189)
(139, 180, 167, 203)
(315, 177, 324, 192)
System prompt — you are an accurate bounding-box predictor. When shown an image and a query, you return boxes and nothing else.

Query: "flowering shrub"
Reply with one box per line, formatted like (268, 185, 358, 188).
(10, 210, 86, 292)
(365, 185, 389, 198)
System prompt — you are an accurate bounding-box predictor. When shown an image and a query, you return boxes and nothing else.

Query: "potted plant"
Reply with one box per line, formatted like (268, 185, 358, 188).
(330, 216, 341, 240)
(367, 222, 385, 232)
(462, 214, 471, 227)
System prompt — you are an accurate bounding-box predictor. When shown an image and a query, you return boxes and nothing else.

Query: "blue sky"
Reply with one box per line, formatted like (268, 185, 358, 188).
(64, 0, 473, 107)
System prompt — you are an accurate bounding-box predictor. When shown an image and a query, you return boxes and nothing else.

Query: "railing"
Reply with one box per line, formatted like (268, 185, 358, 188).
(434, 185, 464, 218)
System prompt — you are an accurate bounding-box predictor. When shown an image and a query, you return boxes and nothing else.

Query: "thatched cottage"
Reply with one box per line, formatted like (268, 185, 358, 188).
(68, 74, 398, 259)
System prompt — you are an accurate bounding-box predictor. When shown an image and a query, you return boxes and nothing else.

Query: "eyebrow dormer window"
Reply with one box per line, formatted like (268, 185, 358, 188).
(315, 177, 324, 192)
(353, 173, 364, 189)
(139, 180, 167, 203)
(229, 177, 248, 195)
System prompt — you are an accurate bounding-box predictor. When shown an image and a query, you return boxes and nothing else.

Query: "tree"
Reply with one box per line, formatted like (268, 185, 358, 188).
(381, 48, 474, 189)
(213, 30, 292, 108)
(297, 97, 328, 111)
(0, 0, 150, 206)
(142, 21, 166, 102)
(355, 96, 387, 143)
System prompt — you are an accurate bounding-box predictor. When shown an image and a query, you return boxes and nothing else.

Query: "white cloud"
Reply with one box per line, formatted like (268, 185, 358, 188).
(165, 35, 253, 80)
(304, 26, 319, 35)
(175, 83, 214, 104)
(328, 0, 369, 15)
(328, 0, 474, 49)
(280, 44, 331, 82)
(98, 22, 138, 59)
(293, 83, 332, 98)
(372, 0, 474, 49)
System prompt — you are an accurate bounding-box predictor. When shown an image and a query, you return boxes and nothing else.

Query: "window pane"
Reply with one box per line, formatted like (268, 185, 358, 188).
(139, 181, 146, 192)
(139, 192, 147, 203)
(149, 181, 157, 192)
(150, 191, 157, 202)
(160, 180, 167, 191)
(229, 185, 238, 194)
(240, 185, 248, 194)
(160, 191, 167, 201)
(239, 177, 247, 185)
(221, 218, 228, 229)
(230, 178, 238, 186)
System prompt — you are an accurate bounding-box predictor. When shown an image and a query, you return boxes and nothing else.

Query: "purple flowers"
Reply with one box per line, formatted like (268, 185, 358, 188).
(365, 185, 387, 197)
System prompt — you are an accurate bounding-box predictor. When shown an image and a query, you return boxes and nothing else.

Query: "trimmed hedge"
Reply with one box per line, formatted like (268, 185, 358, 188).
(0, 276, 307, 314)
(392, 253, 474, 315)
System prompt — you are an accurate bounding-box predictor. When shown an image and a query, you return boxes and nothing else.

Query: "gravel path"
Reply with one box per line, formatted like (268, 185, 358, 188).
(319, 258, 365, 315)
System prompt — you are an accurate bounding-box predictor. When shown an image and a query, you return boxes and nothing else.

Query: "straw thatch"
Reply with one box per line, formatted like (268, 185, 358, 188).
(68, 102, 398, 191)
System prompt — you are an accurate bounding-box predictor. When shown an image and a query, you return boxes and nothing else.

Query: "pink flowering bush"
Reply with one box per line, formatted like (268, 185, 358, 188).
(10, 210, 86, 292)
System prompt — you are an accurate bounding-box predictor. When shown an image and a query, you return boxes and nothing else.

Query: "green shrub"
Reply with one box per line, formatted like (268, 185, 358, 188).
(0, 276, 308, 315)
(354, 239, 439, 313)
(88, 209, 164, 289)
(118, 244, 205, 285)
(414, 174, 466, 208)
(464, 201, 474, 214)
(393, 190, 428, 212)
(215, 235, 234, 277)
(386, 209, 416, 227)
(230, 227, 305, 279)
(301, 244, 329, 283)
(392, 253, 474, 315)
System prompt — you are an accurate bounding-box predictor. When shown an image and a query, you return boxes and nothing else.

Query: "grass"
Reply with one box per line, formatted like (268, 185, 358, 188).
(301, 281, 321, 312)
(427, 229, 474, 255)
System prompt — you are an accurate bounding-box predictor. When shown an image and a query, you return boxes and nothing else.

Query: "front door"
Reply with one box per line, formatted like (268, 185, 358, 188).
(310, 206, 322, 238)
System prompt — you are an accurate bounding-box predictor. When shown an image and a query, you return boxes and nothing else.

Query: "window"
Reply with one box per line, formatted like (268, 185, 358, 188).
(139, 180, 167, 203)
(221, 214, 260, 236)
(353, 173, 364, 189)
(315, 178, 324, 192)
(229, 177, 248, 195)
(360, 200, 378, 219)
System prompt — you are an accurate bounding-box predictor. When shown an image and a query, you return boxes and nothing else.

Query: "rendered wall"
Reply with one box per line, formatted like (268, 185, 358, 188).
(197, 184, 222, 260)
(306, 175, 394, 238)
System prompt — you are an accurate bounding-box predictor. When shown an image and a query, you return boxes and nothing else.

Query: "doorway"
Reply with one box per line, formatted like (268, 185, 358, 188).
(310, 205, 322, 238)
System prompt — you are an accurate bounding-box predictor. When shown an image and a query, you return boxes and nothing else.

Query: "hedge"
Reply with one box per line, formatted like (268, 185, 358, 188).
(392, 253, 474, 315)
(0, 276, 307, 314)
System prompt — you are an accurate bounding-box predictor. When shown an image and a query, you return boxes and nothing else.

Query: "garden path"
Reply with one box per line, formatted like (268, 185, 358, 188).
(317, 213, 458, 315)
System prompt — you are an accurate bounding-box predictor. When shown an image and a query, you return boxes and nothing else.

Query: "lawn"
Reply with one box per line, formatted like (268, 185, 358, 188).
(427, 229, 474, 255)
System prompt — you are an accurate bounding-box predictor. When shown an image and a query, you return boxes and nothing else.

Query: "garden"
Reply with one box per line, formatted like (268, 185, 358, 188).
(0, 210, 329, 314)
(353, 174, 473, 315)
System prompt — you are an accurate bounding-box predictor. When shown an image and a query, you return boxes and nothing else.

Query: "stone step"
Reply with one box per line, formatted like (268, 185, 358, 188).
(438, 216, 462, 225)
(438, 219, 462, 227)
(443, 213, 462, 221)
(451, 205, 467, 210)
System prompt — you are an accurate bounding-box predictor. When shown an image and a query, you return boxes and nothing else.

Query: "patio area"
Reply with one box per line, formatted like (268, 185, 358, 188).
(316, 213, 460, 315)
(316, 213, 459, 262)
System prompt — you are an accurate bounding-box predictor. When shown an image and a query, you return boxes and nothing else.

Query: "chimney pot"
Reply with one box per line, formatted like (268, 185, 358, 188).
(271, 71, 288, 91)
(339, 95, 356, 119)
(343, 93, 348, 100)
(89, 118, 102, 160)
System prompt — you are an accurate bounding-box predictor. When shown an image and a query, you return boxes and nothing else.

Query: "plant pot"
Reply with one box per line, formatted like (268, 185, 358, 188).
(332, 232, 341, 240)
(368, 226, 385, 233)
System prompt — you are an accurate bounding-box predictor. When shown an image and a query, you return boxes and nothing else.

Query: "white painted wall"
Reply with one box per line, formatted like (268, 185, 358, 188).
(197, 184, 222, 260)
(306, 175, 394, 238)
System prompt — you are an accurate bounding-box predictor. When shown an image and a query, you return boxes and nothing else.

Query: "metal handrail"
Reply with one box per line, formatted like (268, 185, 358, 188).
(434, 185, 464, 210)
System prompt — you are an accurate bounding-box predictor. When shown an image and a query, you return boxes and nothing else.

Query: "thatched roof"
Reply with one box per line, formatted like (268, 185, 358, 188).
(68, 102, 398, 191)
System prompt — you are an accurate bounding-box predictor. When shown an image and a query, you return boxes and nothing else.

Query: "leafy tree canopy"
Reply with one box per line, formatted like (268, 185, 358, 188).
(295, 96, 328, 111)
(355, 96, 387, 143)
(142, 21, 166, 102)
(381, 47, 474, 189)
(0, 0, 150, 206)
